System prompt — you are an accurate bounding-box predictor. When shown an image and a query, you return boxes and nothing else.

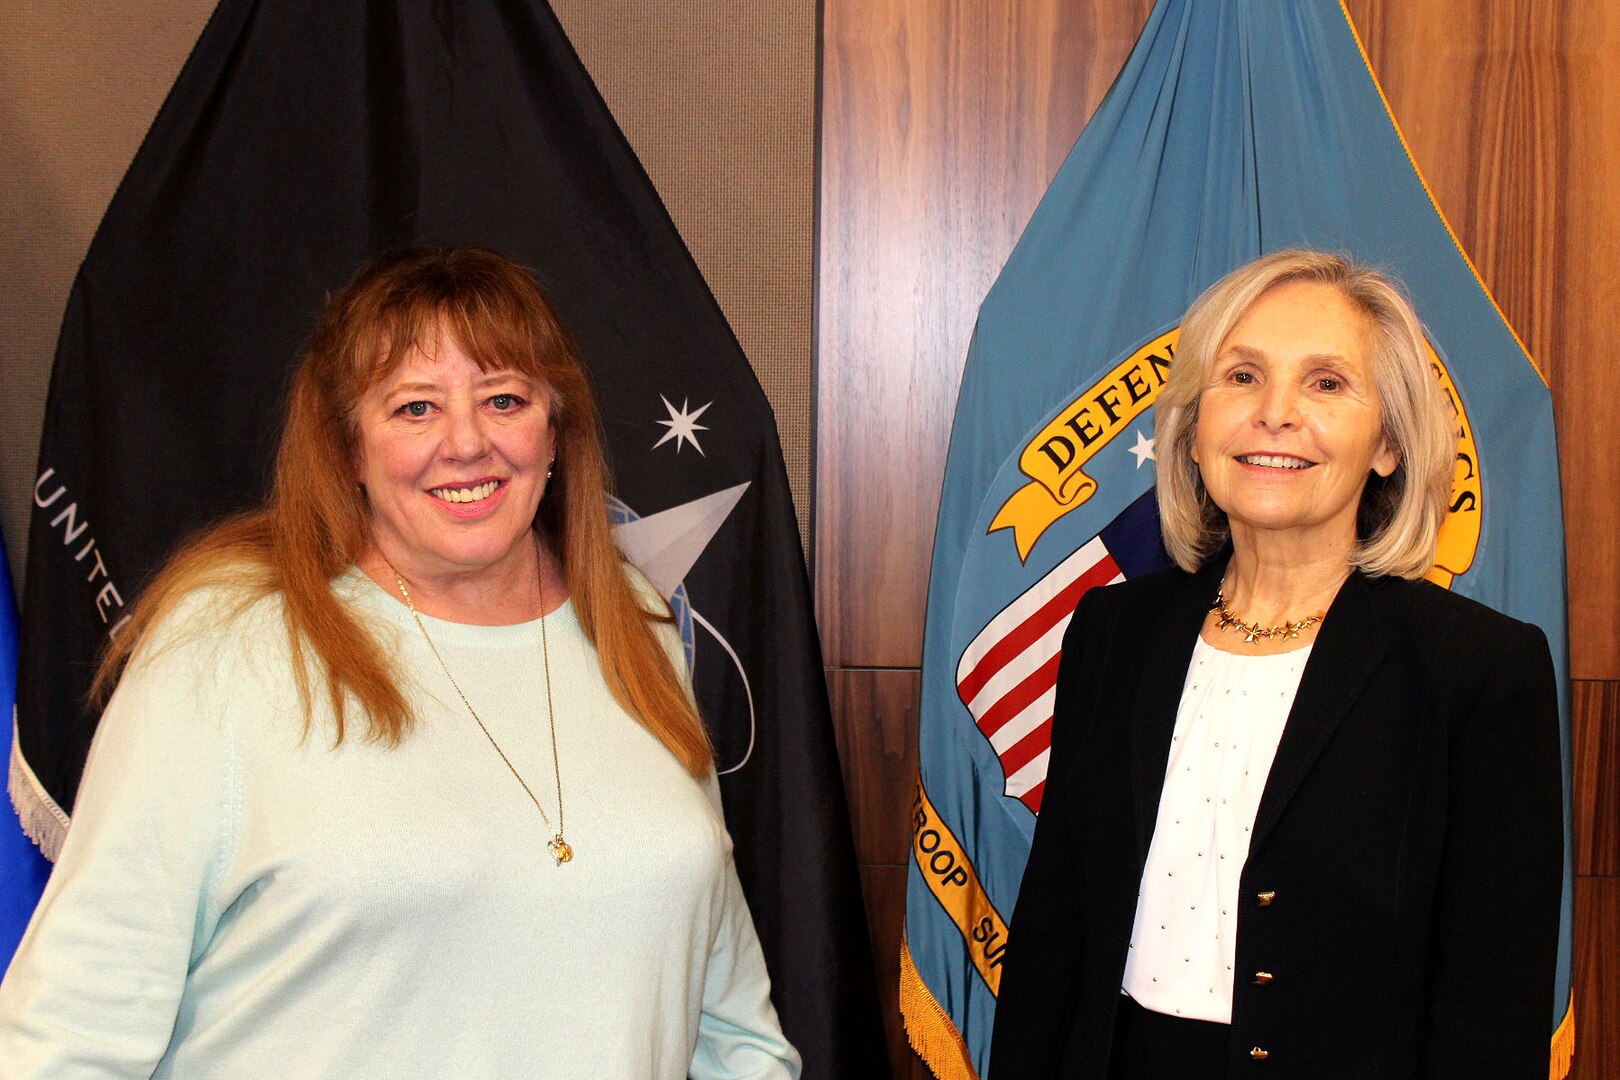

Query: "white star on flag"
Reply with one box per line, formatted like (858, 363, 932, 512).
(1128, 429, 1155, 468)
(654, 395, 712, 455)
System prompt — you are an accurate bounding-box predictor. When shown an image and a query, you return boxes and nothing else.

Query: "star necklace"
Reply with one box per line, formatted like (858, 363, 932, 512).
(1210, 583, 1324, 645)
(388, 552, 574, 866)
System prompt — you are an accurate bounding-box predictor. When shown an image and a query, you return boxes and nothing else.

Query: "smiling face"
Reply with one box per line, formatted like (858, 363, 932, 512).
(351, 331, 556, 588)
(1192, 279, 1399, 558)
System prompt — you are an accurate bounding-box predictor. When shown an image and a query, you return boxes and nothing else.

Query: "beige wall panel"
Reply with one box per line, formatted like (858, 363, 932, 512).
(0, 2, 216, 595)
(551, 1, 817, 557)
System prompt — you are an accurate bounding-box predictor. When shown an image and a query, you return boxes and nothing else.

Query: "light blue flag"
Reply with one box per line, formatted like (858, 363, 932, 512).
(1, 527, 51, 973)
(901, 1, 1573, 1076)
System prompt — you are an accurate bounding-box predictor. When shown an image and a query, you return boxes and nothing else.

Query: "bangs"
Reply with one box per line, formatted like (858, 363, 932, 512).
(437, 295, 551, 383)
(360, 302, 547, 383)
(345, 278, 557, 408)
(313, 247, 582, 443)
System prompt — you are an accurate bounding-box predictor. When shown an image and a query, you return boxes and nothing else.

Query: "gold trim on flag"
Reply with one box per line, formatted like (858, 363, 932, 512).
(1550, 995, 1575, 1080)
(899, 936, 980, 1080)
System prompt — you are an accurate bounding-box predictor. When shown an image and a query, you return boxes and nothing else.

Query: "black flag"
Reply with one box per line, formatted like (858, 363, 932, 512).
(15, 1, 882, 1070)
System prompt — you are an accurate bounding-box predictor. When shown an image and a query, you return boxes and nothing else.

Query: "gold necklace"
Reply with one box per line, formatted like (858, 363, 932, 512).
(389, 559, 574, 865)
(1211, 584, 1323, 645)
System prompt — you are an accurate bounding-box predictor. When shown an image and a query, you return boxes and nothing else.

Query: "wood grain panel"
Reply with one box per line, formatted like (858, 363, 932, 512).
(1553, 0, 1620, 679)
(815, 0, 1152, 667)
(862, 863, 932, 1080)
(1573, 681, 1620, 877)
(828, 667, 922, 867)
(1572, 877, 1620, 1080)
(1348, 0, 1618, 678)
(1345, 0, 1561, 361)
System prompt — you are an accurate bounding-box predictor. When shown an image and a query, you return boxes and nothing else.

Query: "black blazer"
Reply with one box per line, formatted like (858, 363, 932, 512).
(989, 561, 1561, 1079)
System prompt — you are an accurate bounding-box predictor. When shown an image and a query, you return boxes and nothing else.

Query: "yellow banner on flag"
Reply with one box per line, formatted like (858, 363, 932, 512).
(990, 330, 1178, 560)
(1426, 342, 1481, 587)
(911, 779, 1009, 995)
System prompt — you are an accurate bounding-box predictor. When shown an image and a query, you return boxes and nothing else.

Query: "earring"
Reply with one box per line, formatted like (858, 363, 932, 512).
(546, 461, 554, 480)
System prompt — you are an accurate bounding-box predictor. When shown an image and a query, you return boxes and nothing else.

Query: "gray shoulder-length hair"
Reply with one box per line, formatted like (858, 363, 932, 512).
(1154, 249, 1455, 579)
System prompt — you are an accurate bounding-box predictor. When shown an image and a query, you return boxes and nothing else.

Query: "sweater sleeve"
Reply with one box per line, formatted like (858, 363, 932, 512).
(632, 568, 800, 1077)
(688, 843, 803, 1080)
(0, 618, 236, 1077)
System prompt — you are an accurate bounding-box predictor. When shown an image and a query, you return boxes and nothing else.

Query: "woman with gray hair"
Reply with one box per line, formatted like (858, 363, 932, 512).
(990, 250, 1561, 1078)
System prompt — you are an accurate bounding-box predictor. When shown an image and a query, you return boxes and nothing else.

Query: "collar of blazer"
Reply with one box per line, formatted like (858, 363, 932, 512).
(1126, 560, 1391, 864)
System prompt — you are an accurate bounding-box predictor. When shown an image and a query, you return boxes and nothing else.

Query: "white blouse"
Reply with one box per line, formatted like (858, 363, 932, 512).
(1121, 635, 1311, 1024)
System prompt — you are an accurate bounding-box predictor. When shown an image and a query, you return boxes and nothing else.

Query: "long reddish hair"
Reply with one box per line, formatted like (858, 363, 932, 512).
(95, 247, 712, 774)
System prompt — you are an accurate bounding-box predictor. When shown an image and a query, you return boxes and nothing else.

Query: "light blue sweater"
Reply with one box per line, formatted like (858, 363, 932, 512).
(0, 571, 800, 1078)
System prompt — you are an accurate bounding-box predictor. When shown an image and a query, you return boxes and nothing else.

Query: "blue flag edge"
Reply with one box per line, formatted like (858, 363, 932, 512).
(2, 539, 52, 973)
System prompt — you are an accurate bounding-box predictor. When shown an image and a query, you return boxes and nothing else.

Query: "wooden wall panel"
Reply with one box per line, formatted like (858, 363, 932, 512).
(1554, 0, 1620, 680)
(829, 668, 922, 867)
(1343, 0, 1561, 360)
(1573, 878, 1620, 1080)
(1347, 0, 1618, 679)
(818, 0, 1618, 1075)
(830, 668, 924, 1076)
(861, 864, 932, 1080)
(1574, 681, 1620, 877)
(815, 0, 1152, 667)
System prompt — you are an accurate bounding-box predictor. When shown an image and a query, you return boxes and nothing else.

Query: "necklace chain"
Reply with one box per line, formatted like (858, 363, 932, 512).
(1211, 584, 1324, 645)
(388, 557, 573, 865)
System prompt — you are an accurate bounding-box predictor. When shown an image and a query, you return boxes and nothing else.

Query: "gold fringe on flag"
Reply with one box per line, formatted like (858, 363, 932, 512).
(1550, 996, 1575, 1080)
(899, 935, 979, 1080)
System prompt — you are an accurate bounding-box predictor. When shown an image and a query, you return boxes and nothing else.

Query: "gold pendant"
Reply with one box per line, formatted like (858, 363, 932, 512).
(548, 836, 574, 865)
